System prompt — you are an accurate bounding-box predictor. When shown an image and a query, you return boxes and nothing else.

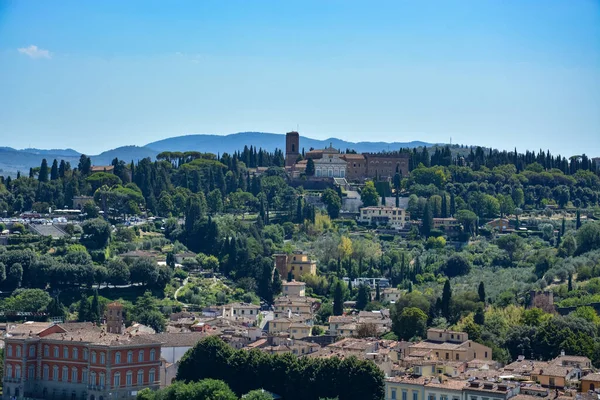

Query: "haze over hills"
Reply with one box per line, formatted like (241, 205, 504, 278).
(0, 132, 434, 176)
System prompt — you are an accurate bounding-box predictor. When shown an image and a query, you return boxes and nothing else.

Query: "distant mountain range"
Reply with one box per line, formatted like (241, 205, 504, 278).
(0, 132, 434, 176)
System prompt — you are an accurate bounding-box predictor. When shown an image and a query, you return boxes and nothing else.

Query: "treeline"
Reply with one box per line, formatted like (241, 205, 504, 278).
(176, 336, 384, 400)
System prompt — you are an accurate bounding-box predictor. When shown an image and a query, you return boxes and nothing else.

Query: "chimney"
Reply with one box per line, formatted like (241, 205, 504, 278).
(288, 309, 292, 319)
(560, 349, 565, 357)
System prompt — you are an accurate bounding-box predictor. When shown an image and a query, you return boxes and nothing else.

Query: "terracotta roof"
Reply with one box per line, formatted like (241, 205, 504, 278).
(152, 332, 209, 347)
(426, 379, 466, 390)
(582, 373, 600, 382)
(409, 340, 464, 350)
(282, 281, 306, 286)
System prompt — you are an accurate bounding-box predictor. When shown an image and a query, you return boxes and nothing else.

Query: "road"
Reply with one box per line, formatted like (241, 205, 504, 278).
(174, 277, 190, 307)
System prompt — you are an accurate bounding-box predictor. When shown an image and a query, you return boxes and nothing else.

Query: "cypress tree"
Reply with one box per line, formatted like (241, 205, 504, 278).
(375, 282, 381, 302)
(78, 294, 90, 322)
(39, 159, 49, 182)
(561, 217, 566, 235)
(90, 290, 100, 324)
(50, 159, 59, 180)
(441, 280, 452, 320)
(478, 282, 486, 303)
(333, 282, 344, 316)
(576, 209, 581, 229)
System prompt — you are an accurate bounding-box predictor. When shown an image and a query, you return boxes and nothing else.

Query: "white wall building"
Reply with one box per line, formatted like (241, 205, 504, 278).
(359, 206, 409, 229)
(315, 145, 347, 178)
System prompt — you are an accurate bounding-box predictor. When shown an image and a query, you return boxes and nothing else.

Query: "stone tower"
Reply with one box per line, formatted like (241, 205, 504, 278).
(106, 301, 125, 334)
(285, 131, 300, 168)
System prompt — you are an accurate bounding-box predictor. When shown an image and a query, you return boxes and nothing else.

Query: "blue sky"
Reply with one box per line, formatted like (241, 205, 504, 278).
(0, 0, 599, 156)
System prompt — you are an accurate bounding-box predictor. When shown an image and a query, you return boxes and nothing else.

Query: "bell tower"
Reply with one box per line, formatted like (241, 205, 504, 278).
(106, 301, 125, 334)
(285, 131, 300, 168)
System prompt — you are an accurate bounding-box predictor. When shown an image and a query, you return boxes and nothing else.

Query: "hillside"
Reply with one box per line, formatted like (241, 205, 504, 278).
(145, 131, 433, 154)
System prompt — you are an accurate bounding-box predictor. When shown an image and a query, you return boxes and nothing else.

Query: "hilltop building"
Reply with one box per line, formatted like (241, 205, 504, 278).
(273, 252, 317, 280)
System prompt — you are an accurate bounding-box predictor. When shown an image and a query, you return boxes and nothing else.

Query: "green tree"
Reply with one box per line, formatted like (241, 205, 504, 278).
(244, 390, 273, 400)
(395, 307, 428, 340)
(422, 201, 433, 236)
(356, 284, 370, 310)
(321, 189, 342, 219)
(441, 280, 452, 320)
(478, 282, 486, 303)
(456, 209, 477, 236)
(81, 218, 112, 249)
(333, 281, 345, 316)
(89, 290, 100, 323)
(207, 189, 224, 214)
(443, 254, 471, 277)
(576, 222, 600, 255)
(50, 159, 59, 180)
(576, 209, 582, 229)
(39, 159, 49, 182)
(306, 158, 315, 176)
(361, 181, 379, 207)
(77, 294, 91, 322)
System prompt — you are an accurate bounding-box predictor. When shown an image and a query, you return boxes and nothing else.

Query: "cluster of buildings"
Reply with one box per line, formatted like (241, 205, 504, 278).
(284, 131, 410, 182)
(5, 297, 600, 400)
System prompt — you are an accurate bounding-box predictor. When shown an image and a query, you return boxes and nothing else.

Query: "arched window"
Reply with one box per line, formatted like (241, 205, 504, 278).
(148, 369, 155, 383)
(72, 347, 78, 360)
(43, 365, 49, 380)
(113, 372, 121, 388)
(15, 365, 21, 379)
(115, 352, 121, 364)
(71, 367, 78, 383)
(28, 364, 35, 379)
(7, 364, 13, 378)
(44, 345, 50, 357)
(29, 345, 35, 357)
(63, 346, 69, 359)
(83, 348, 89, 360)
(91, 351, 97, 363)
(137, 370, 144, 385)
(90, 371, 96, 385)
(100, 352, 105, 364)
(127, 351, 133, 363)
(138, 350, 144, 362)
(53, 346, 59, 358)
(7, 345, 12, 357)
(62, 366, 68, 382)
(99, 372, 105, 388)
(53, 365, 59, 381)
(82, 368, 88, 384)
(126, 371, 132, 386)
(149, 349, 156, 361)
(16, 345, 21, 357)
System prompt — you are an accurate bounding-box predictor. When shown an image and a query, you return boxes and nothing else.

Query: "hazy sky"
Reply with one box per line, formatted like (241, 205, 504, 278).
(0, 0, 599, 156)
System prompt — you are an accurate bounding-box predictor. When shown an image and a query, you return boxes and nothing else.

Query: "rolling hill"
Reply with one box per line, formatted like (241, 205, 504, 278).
(0, 132, 434, 177)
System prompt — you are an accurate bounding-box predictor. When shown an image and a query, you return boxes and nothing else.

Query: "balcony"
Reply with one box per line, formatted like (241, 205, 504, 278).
(87, 385, 106, 391)
(4, 377, 21, 383)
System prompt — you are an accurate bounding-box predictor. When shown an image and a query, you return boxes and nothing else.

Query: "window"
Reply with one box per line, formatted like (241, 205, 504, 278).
(402, 391, 408, 400)
(43, 365, 49, 380)
(28, 364, 35, 379)
(15, 365, 21, 379)
(113, 372, 121, 388)
(392, 389, 397, 400)
(429, 395, 436, 400)
(90, 372, 96, 385)
(456, 354, 460, 360)
(149, 369, 155, 383)
(137, 370, 144, 385)
(413, 391, 418, 400)
(431, 366, 435, 373)
(127, 351, 133, 363)
(485, 351, 488, 358)
(83, 349, 88, 360)
(44, 345, 50, 357)
(54, 346, 59, 358)
(62, 366, 68, 382)
(53, 365, 59, 381)
(150, 349, 156, 361)
(16, 345, 21, 357)
(72, 347, 78, 360)
(7, 345, 12, 357)
(549, 378, 556, 387)
(63, 347, 69, 359)
(126, 371, 132, 386)
(82, 369, 88, 384)
(138, 350, 144, 362)
(99, 372, 105, 388)
(29, 346, 35, 357)
(115, 352, 121, 364)
(91, 351, 97, 363)
(7, 364, 13, 378)
(72, 368, 77, 383)
(474, 352, 477, 358)
(100, 352, 106, 364)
